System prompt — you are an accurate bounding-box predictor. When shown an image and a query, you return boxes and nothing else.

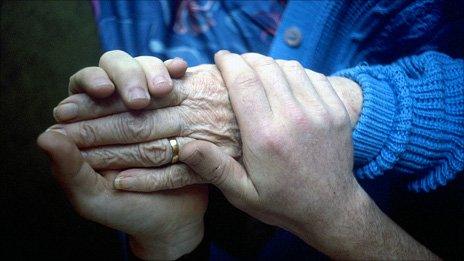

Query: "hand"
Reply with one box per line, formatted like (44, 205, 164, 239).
(51, 56, 241, 190)
(37, 131, 208, 260)
(179, 50, 361, 247)
(174, 52, 435, 259)
(52, 55, 361, 191)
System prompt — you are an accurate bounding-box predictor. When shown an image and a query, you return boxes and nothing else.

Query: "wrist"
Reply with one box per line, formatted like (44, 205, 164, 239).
(129, 220, 204, 260)
(293, 181, 373, 258)
(327, 76, 363, 128)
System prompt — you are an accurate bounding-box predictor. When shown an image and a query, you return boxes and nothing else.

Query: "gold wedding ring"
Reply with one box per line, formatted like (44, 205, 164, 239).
(169, 138, 179, 164)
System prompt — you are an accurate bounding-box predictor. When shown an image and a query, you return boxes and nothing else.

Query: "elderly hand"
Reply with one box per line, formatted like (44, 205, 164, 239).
(51, 55, 241, 190)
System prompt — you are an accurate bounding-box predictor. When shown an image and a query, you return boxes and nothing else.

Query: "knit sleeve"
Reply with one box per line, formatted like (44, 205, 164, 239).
(334, 51, 464, 192)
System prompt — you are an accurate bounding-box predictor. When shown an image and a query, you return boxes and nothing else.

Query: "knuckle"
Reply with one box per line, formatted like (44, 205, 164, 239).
(232, 72, 260, 90)
(206, 159, 229, 186)
(80, 66, 100, 76)
(118, 113, 153, 141)
(99, 50, 126, 64)
(135, 55, 162, 65)
(78, 122, 98, 146)
(252, 56, 275, 70)
(282, 60, 303, 71)
(144, 174, 159, 191)
(165, 165, 191, 188)
(183, 146, 206, 168)
(330, 109, 350, 129)
(256, 126, 286, 154)
(312, 109, 331, 129)
(311, 72, 328, 83)
(137, 140, 170, 166)
(119, 63, 142, 77)
(287, 107, 311, 129)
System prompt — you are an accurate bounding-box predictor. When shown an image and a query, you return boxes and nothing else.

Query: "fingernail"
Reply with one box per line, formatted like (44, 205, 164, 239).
(153, 76, 172, 90)
(129, 87, 149, 102)
(216, 50, 230, 55)
(114, 176, 135, 190)
(46, 125, 67, 136)
(173, 57, 185, 63)
(53, 103, 78, 121)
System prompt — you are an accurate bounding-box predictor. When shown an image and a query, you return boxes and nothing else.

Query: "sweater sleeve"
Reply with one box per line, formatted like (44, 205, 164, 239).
(334, 51, 464, 192)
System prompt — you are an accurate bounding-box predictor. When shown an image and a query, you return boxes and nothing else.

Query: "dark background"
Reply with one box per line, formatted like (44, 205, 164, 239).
(1, 1, 463, 260)
(2, 1, 122, 259)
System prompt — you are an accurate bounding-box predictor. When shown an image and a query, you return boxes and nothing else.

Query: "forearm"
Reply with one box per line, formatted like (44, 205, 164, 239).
(293, 183, 438, 260)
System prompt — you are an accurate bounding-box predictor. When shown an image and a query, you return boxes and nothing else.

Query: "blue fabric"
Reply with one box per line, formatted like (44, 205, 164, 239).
(92, 0, 286, 65)
(336, 52, 464, 192)
(91, 0, 464, 259)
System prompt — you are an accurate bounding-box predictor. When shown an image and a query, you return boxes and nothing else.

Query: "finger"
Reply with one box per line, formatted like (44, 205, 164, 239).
(180, 140, 258, 209)
(37, 131, 108, 197)
(113, 164, 204, 192)
(52, 107, 184, 148)
(82, 137, 193, 170)
(214, 50, 271, 135)
(275, 60, 324, 108)
(99, 50, 150, 110)
(68, 67, 115, 98)
(164, 57, 188, 79)
(241, 53, 294, 112)
(135, 56, 173, 97)
(53, 83, 186, 123)
(305, 70, 346, 112)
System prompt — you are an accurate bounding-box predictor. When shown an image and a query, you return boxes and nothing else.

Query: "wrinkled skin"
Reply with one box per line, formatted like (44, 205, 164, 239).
(53, 65, 241, 162)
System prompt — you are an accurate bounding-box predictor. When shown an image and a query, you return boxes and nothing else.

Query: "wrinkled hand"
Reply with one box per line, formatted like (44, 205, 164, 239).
(51, 54, 241, 190)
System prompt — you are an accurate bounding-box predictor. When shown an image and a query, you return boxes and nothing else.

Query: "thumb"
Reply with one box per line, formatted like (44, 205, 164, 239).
(37, 130, 107, 196)
(180, 140, 258, 207)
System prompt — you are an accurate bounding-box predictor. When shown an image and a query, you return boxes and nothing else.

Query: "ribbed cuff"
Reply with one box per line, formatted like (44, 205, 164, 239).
(335, 65, 402, 179)
(336, 52, 464, 192)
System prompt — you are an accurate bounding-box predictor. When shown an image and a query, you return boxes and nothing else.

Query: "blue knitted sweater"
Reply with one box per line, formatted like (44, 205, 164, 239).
(93, 0, 464, 192)
(268, 0, 464, 192)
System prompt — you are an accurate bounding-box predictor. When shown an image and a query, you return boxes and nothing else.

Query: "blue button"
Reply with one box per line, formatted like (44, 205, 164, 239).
(284, 27, 302, 47)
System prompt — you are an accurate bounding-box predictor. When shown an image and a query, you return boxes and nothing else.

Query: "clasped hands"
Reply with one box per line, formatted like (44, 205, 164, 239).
(38, 50, 367, 259)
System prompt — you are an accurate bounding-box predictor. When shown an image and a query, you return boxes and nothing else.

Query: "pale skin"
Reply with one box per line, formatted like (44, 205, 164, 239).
(39, 50, 438, 259)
